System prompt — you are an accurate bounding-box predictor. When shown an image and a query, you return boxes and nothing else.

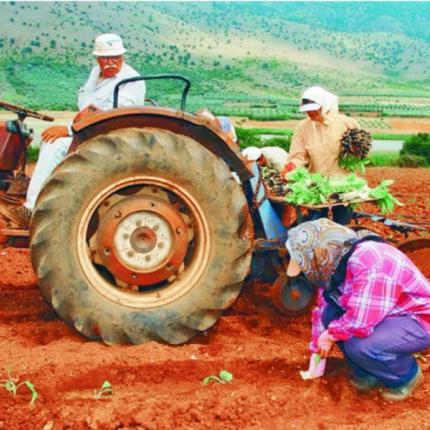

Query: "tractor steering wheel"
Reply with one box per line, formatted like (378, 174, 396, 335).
(0, 100, 55, 122)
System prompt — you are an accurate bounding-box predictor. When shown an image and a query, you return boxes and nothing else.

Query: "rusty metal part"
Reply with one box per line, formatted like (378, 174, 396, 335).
(5, 173, 30, 197)
(69, 107, 253, 181)
(251, 173, 267, 212)
(0, 216, 29, 249)
(0, 100, 54, 122)
(0, 122, 32, 171)
(396, 238, 430, 253)
(271, 273, 315, 316)
(0, 193, 30, 229)
(97, 195, 188, 286)
(76, 175, 210, 309)
(239, 203, 254, 242)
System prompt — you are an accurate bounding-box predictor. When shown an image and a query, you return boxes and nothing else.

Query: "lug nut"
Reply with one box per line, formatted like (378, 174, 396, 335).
(123, 233, 129, 240)
(136, 220, 142, 227)
(127, 250, 135, 258)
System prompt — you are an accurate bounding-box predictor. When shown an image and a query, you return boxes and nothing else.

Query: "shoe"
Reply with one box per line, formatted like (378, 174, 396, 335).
(350, 374, 381, 392)
(382, 367, 423, 401)
(0, 197, 31, 229)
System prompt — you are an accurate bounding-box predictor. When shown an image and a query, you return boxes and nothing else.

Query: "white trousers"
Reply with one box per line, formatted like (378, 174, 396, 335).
(24, 137, 73, 211)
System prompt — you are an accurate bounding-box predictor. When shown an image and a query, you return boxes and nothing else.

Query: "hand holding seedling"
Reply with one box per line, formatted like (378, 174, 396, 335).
(317, 330, 336, 358)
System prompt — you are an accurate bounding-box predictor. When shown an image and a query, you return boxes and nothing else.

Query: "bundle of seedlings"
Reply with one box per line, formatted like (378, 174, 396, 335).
(284, 167, 402, 214)
(261, 166, 288, 196)
(339, 128, 372, 173)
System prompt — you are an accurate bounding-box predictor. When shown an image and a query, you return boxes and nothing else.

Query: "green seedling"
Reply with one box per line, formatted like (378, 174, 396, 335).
(202, 370, 233, 385)
(94, 380, 113, 399)
(0, 369, 38, 404)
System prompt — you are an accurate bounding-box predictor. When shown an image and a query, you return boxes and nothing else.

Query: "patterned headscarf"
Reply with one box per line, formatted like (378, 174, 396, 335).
(286, 218, 375, 289)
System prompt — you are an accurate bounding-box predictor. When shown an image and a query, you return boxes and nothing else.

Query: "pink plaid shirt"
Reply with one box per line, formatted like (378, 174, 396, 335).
(311, 242, 430, 352)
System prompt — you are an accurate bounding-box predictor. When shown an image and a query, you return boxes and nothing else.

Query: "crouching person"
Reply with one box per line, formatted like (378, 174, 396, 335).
(286, 218, 430, 401)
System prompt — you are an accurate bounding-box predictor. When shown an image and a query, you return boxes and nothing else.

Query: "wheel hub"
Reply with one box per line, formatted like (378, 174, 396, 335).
(113, 212, 174, 271)
(96, 195, 188, 286)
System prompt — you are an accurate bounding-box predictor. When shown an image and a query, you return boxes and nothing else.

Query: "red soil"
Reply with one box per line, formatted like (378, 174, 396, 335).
(0, 167, 430, 429)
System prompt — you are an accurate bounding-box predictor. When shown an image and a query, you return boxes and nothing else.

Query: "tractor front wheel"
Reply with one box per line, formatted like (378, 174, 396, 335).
(30, 128, 253, 344)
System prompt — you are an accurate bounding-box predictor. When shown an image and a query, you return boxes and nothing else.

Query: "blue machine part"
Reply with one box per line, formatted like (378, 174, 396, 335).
(249, 162, 287, 240)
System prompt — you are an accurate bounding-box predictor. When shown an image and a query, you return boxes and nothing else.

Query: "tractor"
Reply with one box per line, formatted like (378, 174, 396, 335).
(0, 75, 428, 345)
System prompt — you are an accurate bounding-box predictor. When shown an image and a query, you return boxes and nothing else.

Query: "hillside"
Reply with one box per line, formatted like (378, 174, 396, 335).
(0, 1, 429, 114)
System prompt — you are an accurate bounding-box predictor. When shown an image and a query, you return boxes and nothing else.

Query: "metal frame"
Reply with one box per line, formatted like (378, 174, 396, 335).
(113, 74, 191, 111)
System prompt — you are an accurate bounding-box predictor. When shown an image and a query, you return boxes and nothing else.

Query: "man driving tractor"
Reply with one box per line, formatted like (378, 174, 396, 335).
(0, 33, 146, 228)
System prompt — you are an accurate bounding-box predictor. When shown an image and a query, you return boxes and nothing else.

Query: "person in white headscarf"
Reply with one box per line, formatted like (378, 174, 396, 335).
(281, 86, 360, 224)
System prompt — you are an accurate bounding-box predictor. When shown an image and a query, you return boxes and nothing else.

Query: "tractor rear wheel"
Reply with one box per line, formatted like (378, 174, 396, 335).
(30, 128, 253, 344)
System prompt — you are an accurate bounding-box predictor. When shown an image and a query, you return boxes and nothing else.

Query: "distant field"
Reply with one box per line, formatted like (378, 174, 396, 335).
(196, 96, 430, 121)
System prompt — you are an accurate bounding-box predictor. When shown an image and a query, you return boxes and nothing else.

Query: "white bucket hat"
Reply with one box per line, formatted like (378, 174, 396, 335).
(242, 146, 262, 161)
(93, 33, 126, 56)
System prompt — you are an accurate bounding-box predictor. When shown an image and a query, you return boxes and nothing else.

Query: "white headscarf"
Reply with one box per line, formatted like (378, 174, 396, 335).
(301, 86, 339, 115)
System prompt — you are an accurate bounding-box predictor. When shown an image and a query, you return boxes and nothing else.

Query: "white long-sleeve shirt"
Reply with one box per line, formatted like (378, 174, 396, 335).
(77, 63, 146, 111)
(25, 63, 146, 212)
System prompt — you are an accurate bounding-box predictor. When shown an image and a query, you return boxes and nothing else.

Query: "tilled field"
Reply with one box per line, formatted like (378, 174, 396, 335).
(0, 167, 430, 430)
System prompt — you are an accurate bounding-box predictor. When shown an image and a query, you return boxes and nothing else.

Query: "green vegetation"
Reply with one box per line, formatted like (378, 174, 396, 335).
(398, 154, 427, 168)
(399, 133, 430, 167)
(369, 180, 404, 214)
(236, 128, 262, 149)
(371, 133, 412, 141)
(243, 128, 293, 136)
(94, 380, 113, 400)
(339, 156, 370, 174)
(202, 370, 233, 385)
(236, 128, 292, 152)
(0, 369, 38, 404)
(285, 167, 402, 214)
(264, 136, 292, 153)
(368, 152, 400, 167)
(27, 145, 40, 162)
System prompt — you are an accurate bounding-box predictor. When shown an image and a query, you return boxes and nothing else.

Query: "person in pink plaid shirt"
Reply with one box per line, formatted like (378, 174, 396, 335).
(286, 218, 430, 401)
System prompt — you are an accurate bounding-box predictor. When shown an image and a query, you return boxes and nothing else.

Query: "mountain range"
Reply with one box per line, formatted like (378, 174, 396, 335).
(0, 1, 429, 110)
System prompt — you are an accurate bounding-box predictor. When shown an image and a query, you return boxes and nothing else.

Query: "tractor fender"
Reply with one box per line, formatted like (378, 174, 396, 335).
(69, 106, 253, 181)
